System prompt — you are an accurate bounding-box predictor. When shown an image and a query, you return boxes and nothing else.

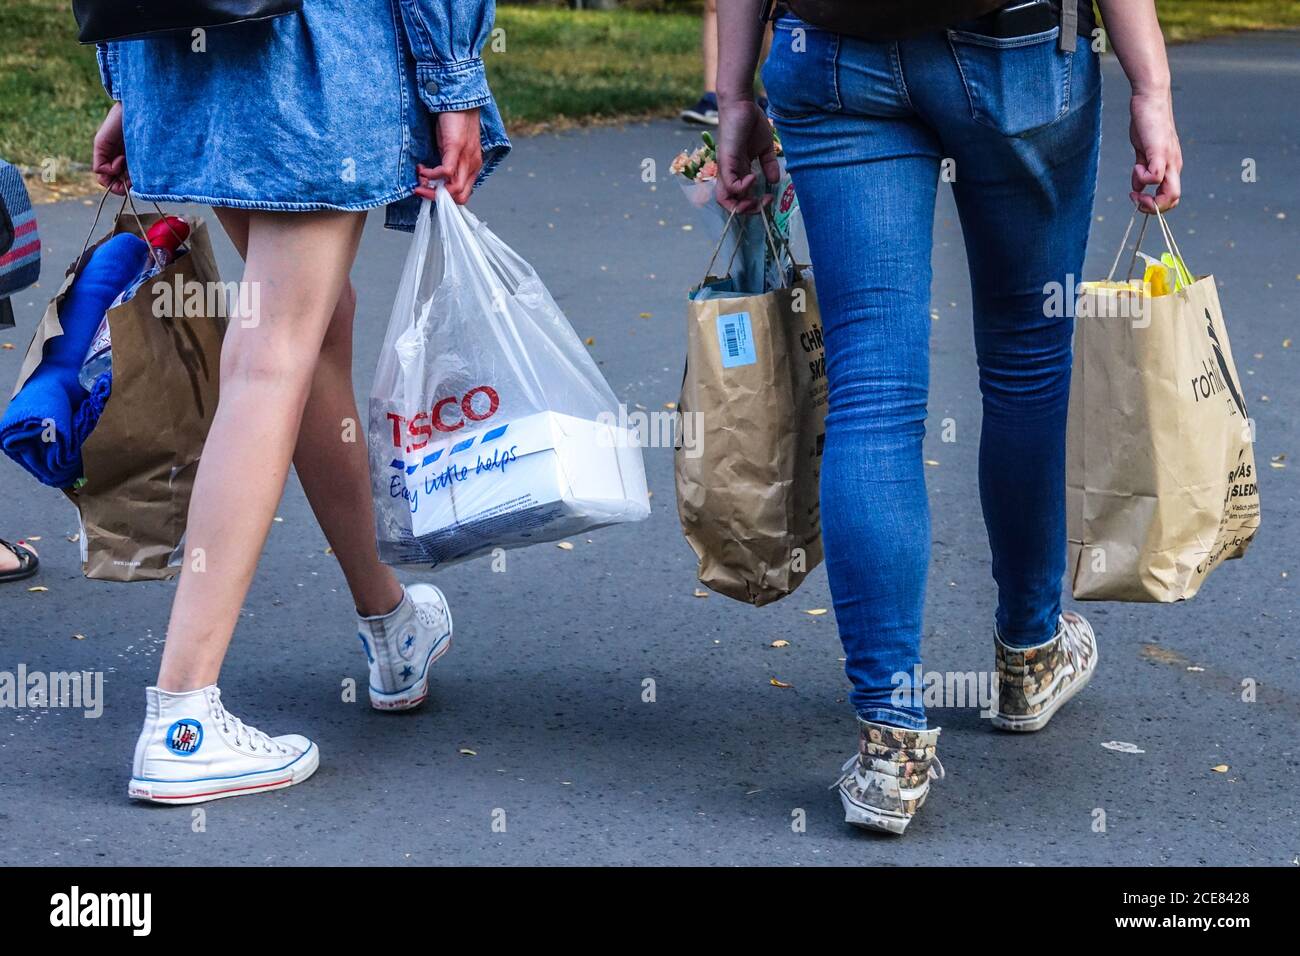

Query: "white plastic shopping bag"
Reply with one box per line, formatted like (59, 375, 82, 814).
(370, 195, 650, 568)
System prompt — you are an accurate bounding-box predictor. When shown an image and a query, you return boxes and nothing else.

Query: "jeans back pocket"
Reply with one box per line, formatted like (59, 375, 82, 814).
(946, 26, 1071, 137)
(763, 17, 842, 119)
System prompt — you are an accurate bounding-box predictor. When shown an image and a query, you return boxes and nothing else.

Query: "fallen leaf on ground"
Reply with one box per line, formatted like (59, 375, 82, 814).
(458, 748, 477, 757)
(924, 459, 940, 467)
(1211, 764, 1229, 773)
(664, 402, 676, 410)
(1, 343, 14, 350)
(66, 533, 80, 543)
(1101, 740, 1145, 754)
(1140, 643, 1188, 666)
(693, 589, 708, 598)
(770, 639, 790, 648)
(805, 608, 827, 616)
(556, 541, 574, 550)
(585, 337, 595, 346)
(27, 586, 48, 593)
(769, 678, 792, 688)
(324, 546, 333, 555)
(72, 634, 86, 641)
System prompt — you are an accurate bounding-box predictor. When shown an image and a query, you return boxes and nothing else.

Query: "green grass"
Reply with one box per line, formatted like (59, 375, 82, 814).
(1152, 0, 1300, 42)
(487, 8, 701, 127)
(0, 1, 106, 172)
(1, 1, 1297, 172)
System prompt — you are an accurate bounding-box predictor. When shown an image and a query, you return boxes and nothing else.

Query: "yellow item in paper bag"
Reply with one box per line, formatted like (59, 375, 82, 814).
(1144, 260, 1171, 296)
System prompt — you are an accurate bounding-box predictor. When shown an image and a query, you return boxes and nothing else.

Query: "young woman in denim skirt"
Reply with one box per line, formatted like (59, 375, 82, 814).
(90, 0, 510, 804)
(716, 0, 1182, 833)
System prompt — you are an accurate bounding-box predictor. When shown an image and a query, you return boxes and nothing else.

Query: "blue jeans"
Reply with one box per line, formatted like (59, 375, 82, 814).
(763, 18, 1101, 729)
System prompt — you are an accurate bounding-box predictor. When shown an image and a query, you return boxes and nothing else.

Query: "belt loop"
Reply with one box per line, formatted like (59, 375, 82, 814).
(1059, 0, 1078, 52)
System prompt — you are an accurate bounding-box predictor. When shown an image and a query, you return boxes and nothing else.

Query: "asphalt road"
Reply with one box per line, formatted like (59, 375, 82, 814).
(1, 31, 1296, 866)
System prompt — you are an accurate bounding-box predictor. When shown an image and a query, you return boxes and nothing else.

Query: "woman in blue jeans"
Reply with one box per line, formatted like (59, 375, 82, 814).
(717, 0, 1182, 833)
(89, 0, 509, 804)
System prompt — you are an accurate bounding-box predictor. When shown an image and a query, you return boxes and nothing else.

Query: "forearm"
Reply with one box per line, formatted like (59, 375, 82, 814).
(1096, 0, 1170, 95)
(716, 0, 767, 104)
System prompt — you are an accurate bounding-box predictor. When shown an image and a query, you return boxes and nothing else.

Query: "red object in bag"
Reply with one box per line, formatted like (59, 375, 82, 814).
(146, 216, 189, 267)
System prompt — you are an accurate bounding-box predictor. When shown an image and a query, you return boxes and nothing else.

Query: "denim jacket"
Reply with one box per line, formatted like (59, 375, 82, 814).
(95, 0, 510, 202)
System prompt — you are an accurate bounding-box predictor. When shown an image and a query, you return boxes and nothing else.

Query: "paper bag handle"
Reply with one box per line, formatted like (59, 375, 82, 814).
(1105, 202, 1193, 285)
(698, 203, 798, 290)
(77, 181, 181, 268)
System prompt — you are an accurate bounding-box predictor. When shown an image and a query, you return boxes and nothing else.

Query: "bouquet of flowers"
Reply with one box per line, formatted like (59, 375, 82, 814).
(671, 126, 799, 294)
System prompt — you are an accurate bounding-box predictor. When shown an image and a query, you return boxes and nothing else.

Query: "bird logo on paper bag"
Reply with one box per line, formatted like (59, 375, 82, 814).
(385, 385, 501, 453)
(1191, 309, 1246, 421)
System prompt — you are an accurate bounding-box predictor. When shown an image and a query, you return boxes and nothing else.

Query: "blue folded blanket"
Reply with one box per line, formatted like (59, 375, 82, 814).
(74, 369, 113, 448)
(0, 233, 148, 487)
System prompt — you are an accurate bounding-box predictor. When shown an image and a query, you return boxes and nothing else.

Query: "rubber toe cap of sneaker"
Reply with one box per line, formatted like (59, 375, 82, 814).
(273, 734, 314, 755)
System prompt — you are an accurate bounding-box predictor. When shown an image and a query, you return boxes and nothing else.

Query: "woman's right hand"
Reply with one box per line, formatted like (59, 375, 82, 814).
(1129, 89, 1182, 213)
(92, 102, 130, 195)
(715, 97, 781, 215)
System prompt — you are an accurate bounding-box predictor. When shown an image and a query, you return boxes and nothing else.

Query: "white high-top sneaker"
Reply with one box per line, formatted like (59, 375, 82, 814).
(128, 685, 318, 805)
(356, 583, 453, 711)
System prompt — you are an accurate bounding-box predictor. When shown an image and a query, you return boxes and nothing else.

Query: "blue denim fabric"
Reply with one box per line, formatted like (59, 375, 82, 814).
(763, 17, 1101, 729)
(95, 0, 509, 231)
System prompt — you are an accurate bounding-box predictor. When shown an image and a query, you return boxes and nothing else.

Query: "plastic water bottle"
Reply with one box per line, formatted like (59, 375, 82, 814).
(78, 217, 189, 391)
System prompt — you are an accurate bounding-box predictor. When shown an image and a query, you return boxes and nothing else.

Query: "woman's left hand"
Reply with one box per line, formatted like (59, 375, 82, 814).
(416, 108, 483, 204)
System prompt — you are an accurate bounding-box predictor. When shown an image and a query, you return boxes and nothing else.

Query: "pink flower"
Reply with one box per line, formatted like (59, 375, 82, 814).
(670, 151, 689, 175)
(698, 160, 718, 182)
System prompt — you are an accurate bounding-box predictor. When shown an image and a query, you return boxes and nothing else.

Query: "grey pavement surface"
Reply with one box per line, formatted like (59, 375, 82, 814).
(1, 32, 1296, 866)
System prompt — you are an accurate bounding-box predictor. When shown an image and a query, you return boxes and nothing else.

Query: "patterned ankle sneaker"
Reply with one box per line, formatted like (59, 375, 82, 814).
(992, 611, 1098, 732)
(833, 719, 943, 835)
(356, 583, 453, 711)
(128, 685, 318, 805)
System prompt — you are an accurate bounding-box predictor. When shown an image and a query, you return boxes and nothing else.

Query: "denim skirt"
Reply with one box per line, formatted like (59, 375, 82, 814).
(107, 0, 506, 231)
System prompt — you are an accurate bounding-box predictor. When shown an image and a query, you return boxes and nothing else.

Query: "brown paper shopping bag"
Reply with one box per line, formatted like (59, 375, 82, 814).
(14, 197, 226, 581)
(1067, 208, 1261, 601)
(674, 212, 828, 606)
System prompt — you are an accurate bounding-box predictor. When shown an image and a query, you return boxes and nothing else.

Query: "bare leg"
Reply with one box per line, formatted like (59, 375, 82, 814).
(291, 281, 402, 616)
(211, 210, 402, 618)
(156, 209, 365, 691)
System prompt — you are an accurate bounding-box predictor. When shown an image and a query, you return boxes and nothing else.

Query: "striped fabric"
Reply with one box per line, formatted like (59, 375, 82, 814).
(0, 160, 41, 297)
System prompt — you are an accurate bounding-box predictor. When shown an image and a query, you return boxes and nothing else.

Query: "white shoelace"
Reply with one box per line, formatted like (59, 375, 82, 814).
(413, 600, 444, 631)
(208, 692, 286, 755)
(1058, 614, 1093, 670)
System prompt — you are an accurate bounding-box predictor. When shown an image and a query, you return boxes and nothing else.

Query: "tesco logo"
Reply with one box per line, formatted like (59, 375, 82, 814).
(386, 385, 500, 451)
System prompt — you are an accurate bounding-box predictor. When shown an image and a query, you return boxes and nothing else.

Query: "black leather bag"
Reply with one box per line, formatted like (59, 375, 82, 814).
(72, 0, 304, 44)
(782, 0, 1008, 41)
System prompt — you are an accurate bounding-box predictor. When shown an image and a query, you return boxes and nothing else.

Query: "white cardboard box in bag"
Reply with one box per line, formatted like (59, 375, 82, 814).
(376, 410, 649, 568)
